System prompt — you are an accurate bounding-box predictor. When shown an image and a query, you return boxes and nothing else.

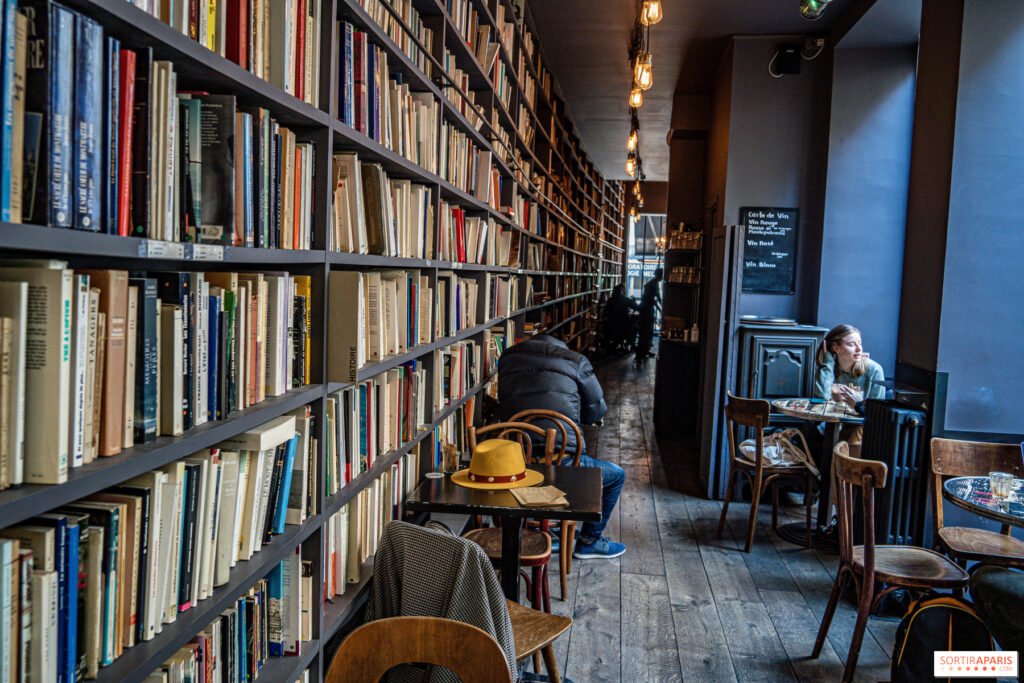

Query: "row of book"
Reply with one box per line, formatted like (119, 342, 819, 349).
(485, 273, 520, 321)
(337, 21, 440, 174)
(0, 262, 312, 486)
(482, 326, 508, 379)
(432, 341, 481, 414)
(145, 549, 314, 683)
(324, 445, 419, 597)
(444, 0, 500, 77)
(0, 4, 314, 246)
(436, 204, 516, 267)
(331, 152, 435, 258)
(324, 364, 427, 496)
(355, 0, 435, 79)
(436, 271, 480, 339)
(431, 397, 473, 474)
(440, 122, 494, 202)
(0, 410, 313, 682)
(326, 270, 434, 383)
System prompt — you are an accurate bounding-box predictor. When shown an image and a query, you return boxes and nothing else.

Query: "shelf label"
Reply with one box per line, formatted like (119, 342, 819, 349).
(139, 240, 186, 260)
(188, 244, 226, 261)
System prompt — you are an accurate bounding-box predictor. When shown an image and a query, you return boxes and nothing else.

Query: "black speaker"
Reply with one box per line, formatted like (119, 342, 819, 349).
(776, 44, 802, 74)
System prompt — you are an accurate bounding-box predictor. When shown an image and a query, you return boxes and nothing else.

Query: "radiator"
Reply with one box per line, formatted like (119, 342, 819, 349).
(859, 399, 929, 546)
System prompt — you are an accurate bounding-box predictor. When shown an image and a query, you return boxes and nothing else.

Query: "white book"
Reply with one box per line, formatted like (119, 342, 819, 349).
(68, 275, 90, 468)
(30, 570, 58, 683)
(264, 275, 285, 397)
(231, 452, 249, 564)
(335, 505, 348, 597)
(238, 448, 265, 561)
(217, 414, 296, 453)
(190, 273, 208, 427)
(125, 470, 166, 641)
(365, 271, 383, 361)
(336, 153, 367, 254)
(213, 450, 241, 586)
(285, 409, 309, 525)
(0, 282, 28, 482)
(158, 462, 185, 626)
(123, 285, 138, 449)
(198, 451, 221, 599)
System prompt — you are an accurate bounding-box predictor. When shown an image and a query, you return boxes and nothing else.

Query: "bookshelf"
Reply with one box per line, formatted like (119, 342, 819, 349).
(0, 0, 624, 680)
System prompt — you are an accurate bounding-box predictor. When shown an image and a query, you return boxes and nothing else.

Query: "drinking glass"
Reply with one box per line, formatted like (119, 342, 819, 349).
(989, 471, 1014, 498)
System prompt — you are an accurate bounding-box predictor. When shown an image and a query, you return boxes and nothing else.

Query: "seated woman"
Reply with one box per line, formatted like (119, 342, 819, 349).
(814, 323, 886, 444)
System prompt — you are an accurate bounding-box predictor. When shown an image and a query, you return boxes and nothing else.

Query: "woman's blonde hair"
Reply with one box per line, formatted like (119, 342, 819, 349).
(817, 324, 867, 377)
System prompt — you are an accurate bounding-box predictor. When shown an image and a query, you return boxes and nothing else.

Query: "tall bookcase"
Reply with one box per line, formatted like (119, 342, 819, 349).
(0, 0, 624, 680)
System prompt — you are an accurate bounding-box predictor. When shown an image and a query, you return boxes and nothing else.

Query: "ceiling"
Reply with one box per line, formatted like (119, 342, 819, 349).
(529, 0, 859, 181)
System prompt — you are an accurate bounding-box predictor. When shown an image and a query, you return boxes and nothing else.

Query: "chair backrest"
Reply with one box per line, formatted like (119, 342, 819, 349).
(725, 392, 771, 468)
(931, 438, 1024, 532)
(508, 408, 584, 465)
(833, 442, 888, 574)
(470, 421, 557, 465)
(325, 616, 514, 683)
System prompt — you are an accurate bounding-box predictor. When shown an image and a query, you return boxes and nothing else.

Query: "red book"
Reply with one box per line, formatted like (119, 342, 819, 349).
(454, 208, 466, 263)
(353, 31, 367, 135)
(117, 50, 136, 237)
(295, 0, 306, 100)
(225, 0, 247, 68)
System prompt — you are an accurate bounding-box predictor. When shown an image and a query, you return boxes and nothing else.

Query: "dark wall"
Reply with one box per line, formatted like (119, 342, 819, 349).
(723, 37, 831, 322)
(703, 44, 733, 233)
(817, 47, 916, 375)
(937, 0, 1024, 432)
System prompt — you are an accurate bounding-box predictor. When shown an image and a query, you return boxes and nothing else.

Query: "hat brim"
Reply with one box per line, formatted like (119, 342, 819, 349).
(450, 468, 545, 490)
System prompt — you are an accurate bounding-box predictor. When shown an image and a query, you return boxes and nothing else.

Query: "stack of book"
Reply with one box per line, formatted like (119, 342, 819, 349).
(0, 262, 312, 487)
(0, 411, 309, 680)
(326, 270, 434, 383)
(324, 444, 419, 595)
(437, 203, 508, 265)
(355, 0, 435, 78)
(435, 271, 480, 338)
(331, 152, 436, 257)
(324, 362, 426, 495)
(432, 341, 480, 413)
(440, 122, 491, 198)
(1, 7, 314, 247)
(146, 548, 313, 683)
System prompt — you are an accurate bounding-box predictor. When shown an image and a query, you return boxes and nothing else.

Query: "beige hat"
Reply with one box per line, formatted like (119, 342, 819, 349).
(451, 438, 545, 490)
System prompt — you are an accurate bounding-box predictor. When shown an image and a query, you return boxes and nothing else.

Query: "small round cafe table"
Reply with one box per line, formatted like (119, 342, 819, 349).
(943, 476, 1024, 529)
(770, 398, 865, 549)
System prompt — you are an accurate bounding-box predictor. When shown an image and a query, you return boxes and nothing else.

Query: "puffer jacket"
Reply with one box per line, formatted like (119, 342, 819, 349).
(497, 335, 607, 454)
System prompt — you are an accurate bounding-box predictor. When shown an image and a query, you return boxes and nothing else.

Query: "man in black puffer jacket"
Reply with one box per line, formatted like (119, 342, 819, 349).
(498, 334, 627, 559)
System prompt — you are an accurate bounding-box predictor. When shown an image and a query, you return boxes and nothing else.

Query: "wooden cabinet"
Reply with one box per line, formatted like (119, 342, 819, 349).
(736, 323, 827, 401)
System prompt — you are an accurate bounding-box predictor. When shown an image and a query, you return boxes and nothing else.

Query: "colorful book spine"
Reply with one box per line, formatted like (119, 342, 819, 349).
(116, 49, 134, 236)
(72, 14, 102, 231)
(207, 294, 219, 421)
(0, 0, 17, 219)
(104, 36, 119, 233)
(273, 434, 299, 534)
(339, 22, 353, 127)
(130, 277, 158, 443)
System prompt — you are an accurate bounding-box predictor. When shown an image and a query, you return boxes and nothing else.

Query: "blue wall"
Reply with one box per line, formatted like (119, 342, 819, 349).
(939, 0, 1024, 432)
(818, 47, 916, 376)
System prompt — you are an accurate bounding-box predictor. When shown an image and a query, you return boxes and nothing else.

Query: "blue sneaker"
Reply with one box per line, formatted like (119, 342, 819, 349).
(549, 531, 560, 554)
(572, 536, 626, 559)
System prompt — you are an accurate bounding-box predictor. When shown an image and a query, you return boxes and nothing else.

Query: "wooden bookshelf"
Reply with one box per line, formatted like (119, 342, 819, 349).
(0, 0, 625, 680)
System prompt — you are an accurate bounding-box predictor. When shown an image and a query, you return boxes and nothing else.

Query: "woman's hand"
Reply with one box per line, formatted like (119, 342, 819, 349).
(832, 384, 863, 406)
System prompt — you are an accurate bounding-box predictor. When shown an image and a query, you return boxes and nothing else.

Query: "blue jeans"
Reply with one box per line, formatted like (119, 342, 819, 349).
(561, 454, 625, 544)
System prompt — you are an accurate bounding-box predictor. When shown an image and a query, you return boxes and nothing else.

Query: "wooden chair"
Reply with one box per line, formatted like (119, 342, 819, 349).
(715, 393, 815, 552)
(325, 616, 513, 683)
(463, 422, 557, 615)
(931, 437, 1024, 570)
(812, 443, 969, 683)
(507, 599, 572, 683)
(509, 408, 585, 600)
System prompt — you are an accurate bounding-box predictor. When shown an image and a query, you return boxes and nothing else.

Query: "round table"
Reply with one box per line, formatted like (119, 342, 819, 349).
(943, 476, 1024, 529)
(770, 398, 865, 549)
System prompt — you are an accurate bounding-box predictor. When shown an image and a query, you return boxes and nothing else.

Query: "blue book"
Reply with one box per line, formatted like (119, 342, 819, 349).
(339, 22, 353, 126)
(0, 0, 17, 219)
(22, 0, 74, 227)
(31, 514, 68, 683)
(266, 563, 284, 657)
(358, 384, 368, 472)
(273, 434, 299, 534)
(241, 112, 253, 246)
(238, 596, 247, 682)
(365, 45, 376, 141)
(104, 36, 119, 233)
(130, 277, 158, 442)
(208, 293, 219, 421)
(73, 13, 103, 231)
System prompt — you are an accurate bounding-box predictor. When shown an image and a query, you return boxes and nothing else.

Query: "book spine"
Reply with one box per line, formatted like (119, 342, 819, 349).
(132, 278, 158, 443)
(197, 94, 235, 244)
(0, 0, 16, 220)
(72, 15, 102, 231)
(177, 464, 199, 611)
(116, 49, 135, 237)
(130, 48, 152, 237)
(104, 37, 120, 234)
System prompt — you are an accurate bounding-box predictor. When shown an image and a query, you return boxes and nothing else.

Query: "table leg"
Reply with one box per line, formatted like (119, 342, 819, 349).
(501, 517, 523, 602)
(816, 422, 840, 532)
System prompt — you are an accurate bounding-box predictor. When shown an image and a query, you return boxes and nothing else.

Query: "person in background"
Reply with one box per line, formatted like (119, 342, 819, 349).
(636, 268, 663, 360)
(497, 333, 627, 559)
(970, 566, 1024, 654)
(814, 323, 887, 411)
(604, 284, 638, 352)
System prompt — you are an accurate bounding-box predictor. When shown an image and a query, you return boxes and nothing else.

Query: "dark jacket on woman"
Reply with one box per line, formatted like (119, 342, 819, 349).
(497, 334, 607, 454)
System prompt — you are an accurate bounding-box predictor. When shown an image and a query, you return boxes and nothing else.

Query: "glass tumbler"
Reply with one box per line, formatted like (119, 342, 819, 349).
(989, 471, 1014, 498)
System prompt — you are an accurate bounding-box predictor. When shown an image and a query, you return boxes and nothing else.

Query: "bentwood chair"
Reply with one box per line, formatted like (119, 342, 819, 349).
(325, 616, 514, 683)
(463, 422, 558, 615)
(812, 443, 969, 683)
(931, 438, 1024, 570)
(716, 393, 815, 552)
(509, 408, 585, 600)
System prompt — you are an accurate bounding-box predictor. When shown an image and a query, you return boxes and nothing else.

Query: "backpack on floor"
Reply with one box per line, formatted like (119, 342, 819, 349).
(891, 595, 995, 683)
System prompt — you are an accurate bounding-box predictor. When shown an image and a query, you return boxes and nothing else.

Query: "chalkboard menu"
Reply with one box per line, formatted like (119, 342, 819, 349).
(740, 207, 798, 294)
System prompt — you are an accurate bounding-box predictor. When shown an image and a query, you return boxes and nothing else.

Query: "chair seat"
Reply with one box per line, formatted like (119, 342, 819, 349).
(464, 527, 552, 564)
(734, 457, 812, 472)
(939, 526, 1024, 565)
(852, 545, 969, 588)
(506, 599, 572, 661)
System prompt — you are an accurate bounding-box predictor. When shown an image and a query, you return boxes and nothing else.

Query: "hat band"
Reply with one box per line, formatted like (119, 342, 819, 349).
(467, 470, 527, 484)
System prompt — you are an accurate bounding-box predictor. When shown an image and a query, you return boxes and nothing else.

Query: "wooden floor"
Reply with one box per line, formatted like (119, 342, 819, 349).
(540, 354, 899, 683)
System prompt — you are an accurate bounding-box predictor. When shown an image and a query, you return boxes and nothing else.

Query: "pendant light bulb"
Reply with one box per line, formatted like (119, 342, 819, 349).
(625, 154, 637, 177)
(634, 53, 653, 91)
(640, 0, 663, 26)
(628, 86, 644, 109)
(627, 129, 638, 152)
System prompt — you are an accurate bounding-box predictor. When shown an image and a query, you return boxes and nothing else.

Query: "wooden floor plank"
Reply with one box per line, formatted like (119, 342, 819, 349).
(620, 573, 682, 682)
(618, 464, 666, 576)
(563, 559, 622, 682)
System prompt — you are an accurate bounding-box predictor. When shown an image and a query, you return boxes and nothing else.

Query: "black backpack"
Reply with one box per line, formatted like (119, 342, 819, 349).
(891, 595, 995, 683)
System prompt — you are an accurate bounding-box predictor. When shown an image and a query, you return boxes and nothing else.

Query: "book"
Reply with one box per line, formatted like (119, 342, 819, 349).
(123, 470, 165, 641)
(158, 303, 184, 436)
(130, 47, 152, 237)
(31, 570, 58, 683)
(9, 10, 27, 224)
(130, 277, 158, 444)
(123, 285, 138, 448)
(0, 282, 26, 487)
(116, 48, 135, 236)
(326, 270, 365, 382)
(195, 93, 235, 244)
(104, 36, 120, 234)
(72, 14, 103, 231)
(0, 0, 18, 221)
(80, 270, 129, 457)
